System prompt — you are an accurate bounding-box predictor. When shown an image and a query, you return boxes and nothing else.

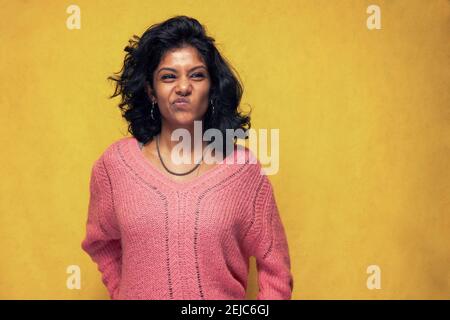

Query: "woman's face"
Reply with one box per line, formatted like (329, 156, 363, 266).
(147, 45, 211, 127)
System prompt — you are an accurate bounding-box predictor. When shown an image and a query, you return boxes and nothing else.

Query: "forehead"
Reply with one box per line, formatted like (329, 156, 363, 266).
(158, 46, 205, 67)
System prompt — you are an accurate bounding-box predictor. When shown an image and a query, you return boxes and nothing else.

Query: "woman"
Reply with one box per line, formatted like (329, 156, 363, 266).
(81, 15, 293, 300)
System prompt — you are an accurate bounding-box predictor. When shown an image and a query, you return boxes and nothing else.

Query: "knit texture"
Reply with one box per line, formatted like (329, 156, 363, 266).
(81, 136, 293, 300)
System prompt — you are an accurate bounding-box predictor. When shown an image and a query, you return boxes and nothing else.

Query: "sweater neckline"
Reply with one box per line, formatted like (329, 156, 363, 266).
(124, 136, 239, 191)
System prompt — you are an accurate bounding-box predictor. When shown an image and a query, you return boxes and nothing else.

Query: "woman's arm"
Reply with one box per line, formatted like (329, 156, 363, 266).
(81, 157, 122, 299)
(250, 174, 294, 300)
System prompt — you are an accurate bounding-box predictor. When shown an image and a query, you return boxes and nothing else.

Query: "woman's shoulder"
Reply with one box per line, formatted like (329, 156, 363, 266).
(226, 144, 268, 180)
(92, 136, 132, 169)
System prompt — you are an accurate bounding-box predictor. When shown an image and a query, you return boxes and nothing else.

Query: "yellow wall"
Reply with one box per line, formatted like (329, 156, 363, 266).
(0, 0, 449, 299)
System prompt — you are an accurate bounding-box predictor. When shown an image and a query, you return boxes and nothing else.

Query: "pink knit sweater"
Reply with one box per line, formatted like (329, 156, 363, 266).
(81, 136, 293, 300)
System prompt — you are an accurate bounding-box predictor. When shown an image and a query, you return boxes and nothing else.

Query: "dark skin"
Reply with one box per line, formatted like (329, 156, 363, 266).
(143, 45, 219, 182)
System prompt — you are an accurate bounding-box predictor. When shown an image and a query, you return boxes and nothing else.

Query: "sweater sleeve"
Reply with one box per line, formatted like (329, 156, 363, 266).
(81, 157, 122, 299)
(250, 175, 294, 300)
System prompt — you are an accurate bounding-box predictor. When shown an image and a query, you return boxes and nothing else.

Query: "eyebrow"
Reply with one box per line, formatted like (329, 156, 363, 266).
(156, 65, 207, 75)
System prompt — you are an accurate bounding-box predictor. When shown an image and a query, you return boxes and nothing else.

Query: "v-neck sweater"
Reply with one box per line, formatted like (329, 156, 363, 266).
(81, 136, 294, 300)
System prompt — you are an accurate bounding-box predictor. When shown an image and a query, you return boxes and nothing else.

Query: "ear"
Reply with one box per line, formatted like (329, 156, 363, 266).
(145, 82, 156, 103)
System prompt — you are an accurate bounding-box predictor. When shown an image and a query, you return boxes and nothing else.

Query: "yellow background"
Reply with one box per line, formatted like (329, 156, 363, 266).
(0, 0, 449, 299)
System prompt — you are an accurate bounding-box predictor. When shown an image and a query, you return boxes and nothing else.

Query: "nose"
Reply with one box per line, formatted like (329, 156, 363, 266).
(175, 76, 192, 96)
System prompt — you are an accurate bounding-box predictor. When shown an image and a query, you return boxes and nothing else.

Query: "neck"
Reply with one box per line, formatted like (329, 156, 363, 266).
(158, 121, 208, 161)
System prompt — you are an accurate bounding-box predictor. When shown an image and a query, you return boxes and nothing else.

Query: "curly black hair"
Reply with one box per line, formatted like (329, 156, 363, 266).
(108, 15, 251, 155)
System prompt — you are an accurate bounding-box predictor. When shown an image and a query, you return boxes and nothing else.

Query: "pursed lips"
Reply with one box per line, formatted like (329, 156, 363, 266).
(172, 98, 191, 109)
(173, 98, 190, 104)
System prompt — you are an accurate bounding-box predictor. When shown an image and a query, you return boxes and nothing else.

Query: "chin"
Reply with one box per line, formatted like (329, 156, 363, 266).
(172, 114, 199, 126)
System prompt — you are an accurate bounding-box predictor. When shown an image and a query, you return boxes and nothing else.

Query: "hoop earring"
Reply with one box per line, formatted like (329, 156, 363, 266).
(151, 101, 156, 120)
(210, 99, 215, 114)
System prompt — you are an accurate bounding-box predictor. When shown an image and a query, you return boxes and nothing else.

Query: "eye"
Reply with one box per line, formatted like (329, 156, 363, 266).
(160, 73, 206, 81)
(161, 74, 175, 80)
(192, 72, 205, 78)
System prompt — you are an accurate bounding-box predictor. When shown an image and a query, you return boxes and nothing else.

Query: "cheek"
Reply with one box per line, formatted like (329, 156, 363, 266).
(197, 83, 211, 102)
(197, 89, 210, 112)
(153, 86, 172, 109)
(154, 84, 171, 100)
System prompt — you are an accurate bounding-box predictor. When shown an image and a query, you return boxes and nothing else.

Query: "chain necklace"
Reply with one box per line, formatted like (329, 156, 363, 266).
(156, 134, 206, 176)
